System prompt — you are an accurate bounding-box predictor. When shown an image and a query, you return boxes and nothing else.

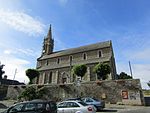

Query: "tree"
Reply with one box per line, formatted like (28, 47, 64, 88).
(147, 81, 150, 88)
(117, 72, 132, 79)
(72, 64, 87, 80)
(93, 63, 111, 80)
(26, 69, 39, 84)
(18, 86, 37, 101)
(18, 86, 48, 101)
(0, 64, 5, 80)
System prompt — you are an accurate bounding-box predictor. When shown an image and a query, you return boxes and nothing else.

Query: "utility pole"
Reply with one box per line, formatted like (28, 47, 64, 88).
(129, 61, 133, 78)
(12, 68, 17, 85)
(70, 56, 72, 82)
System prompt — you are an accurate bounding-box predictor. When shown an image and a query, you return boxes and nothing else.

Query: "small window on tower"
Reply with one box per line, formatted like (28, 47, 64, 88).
(83, 53, 87, 60)
(98, 50, 102, 58)
(69, 56, 73, 62)
(46, 60, 49, 65)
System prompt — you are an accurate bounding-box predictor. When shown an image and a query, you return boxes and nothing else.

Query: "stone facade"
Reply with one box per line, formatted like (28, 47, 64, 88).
(5, 79, 145, 105)
(35, 26, 117, 84)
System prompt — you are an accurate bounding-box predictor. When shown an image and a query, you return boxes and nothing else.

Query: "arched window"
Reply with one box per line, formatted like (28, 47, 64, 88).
(49, 72, 52, 83)
(57, 58, 60, 64)
(83, 53, 87, 60)
(98, 50, 102, 58)
(69, 55, 73, 62)
(46, 60, 49, 65)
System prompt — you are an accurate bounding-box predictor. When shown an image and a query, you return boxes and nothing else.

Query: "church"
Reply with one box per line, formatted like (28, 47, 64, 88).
(35, 26, 117, 84)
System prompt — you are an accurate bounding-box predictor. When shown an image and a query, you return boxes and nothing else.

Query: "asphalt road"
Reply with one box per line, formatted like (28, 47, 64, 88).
(97, 106, 150, 113)
(118, 107, 150, 113)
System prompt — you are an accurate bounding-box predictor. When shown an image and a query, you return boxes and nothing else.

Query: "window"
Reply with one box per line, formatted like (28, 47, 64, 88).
(49, 102, 57, 111)
(24, 103, 36, 111)
(49, 72, 52, 83)
(83, 53, 87, 60)
(98, 50, 102, 58)
(46, 60, 49, 65)
(44, 73, 48, 84)
(58, 102, 67, 108)
(86, 98, 93, 102)
(57, 58, 60, 64)
(9, 103, 25, 112)
(69, 55, 73, 62)
(37, 103, 44, 110)
(66, 102, 80, 107)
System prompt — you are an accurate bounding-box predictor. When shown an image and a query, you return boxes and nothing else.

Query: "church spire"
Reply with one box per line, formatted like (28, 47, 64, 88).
(42, 25, 54, 55)
(47, 24, 52, 39)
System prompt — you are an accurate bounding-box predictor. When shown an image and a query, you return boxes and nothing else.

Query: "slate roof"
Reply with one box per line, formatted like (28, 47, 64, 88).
(38, 40, 112, 60)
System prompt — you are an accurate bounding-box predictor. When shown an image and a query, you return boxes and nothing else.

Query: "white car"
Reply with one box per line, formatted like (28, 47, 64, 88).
(57, 100, 96, 113)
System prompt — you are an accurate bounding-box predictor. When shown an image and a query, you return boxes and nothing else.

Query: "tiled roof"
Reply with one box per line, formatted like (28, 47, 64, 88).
(38, 40, 111, 60)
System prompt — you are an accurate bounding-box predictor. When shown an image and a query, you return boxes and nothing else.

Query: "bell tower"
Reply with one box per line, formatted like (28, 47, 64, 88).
(42, 25, 54, 55)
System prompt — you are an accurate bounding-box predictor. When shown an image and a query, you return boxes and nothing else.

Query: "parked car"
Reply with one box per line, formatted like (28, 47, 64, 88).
(57, 100, 96, 113)
(81, 97, 105, 111)
(1, 99, 57, 113)
(64, 97, 82, 101)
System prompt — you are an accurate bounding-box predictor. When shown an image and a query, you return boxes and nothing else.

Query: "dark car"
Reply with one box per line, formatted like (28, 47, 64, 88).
(1, 99, 57, 113)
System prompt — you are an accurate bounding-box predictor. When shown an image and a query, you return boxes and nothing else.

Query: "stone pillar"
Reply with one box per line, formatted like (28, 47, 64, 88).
(51, 72, 54, 83)
(54, 70, 58, 84)
(42, 73, 45, 84)
(87, 67, 90, 81)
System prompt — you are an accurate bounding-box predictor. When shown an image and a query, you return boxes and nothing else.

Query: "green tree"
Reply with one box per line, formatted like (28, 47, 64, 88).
(147, 81, 150, 88)
(18, 86, 48, 101)
(26, 69, 39, 84)
(93, 63, 111, 80)
(18, 86, 37, 101)
(72, 64, 87, 80)
(117, 72, 132, 79)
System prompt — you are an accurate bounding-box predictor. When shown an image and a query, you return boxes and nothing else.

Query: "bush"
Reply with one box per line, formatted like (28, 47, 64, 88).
(18, 86, 48, 101)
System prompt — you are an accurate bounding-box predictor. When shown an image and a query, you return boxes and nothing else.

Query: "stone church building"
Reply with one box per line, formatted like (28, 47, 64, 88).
(35, 26, 117, 84)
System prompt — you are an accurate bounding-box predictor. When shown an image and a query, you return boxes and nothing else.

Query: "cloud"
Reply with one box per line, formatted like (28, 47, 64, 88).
(4, 50, 12, 55)
(3, 48, 39, 57)
(132, 64, 150, 89)
(0, 9, 45, 36)
(128, 48, 150, 61)
(0, 56, 30, 83)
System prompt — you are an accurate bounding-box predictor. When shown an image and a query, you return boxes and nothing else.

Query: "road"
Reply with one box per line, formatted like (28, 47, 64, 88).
(96, 106, 150, 113)
(118, 107, 150, 113)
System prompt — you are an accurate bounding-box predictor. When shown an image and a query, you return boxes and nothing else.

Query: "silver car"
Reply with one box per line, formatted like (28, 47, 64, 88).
(57, 100, 96, 113)
(81, 97, 105, 111)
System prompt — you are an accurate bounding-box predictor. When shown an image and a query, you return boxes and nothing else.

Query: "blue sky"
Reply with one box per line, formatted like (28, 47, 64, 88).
(0, 0, 150, 89)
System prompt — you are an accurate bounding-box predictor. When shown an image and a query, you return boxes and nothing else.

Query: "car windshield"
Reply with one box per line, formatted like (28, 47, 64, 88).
(78, 101, 88, 106)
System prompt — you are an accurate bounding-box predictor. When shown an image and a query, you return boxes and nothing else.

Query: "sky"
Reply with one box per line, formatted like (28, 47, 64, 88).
(0, 0, 150, 89)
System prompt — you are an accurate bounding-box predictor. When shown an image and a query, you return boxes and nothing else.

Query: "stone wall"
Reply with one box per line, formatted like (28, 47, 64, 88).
(5, 79, 145, 105)
(0, 85, 8, 100)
